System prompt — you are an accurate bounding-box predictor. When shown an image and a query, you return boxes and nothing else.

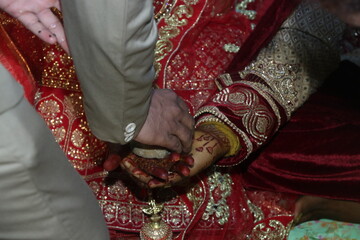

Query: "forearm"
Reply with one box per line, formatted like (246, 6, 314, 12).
(195, 0, 346, 166)
(61, 0, 157, 144)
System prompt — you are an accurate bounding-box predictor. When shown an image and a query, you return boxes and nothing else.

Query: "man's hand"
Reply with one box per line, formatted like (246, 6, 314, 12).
(135, 89, 195, 153)
(0, 0, 68, 52)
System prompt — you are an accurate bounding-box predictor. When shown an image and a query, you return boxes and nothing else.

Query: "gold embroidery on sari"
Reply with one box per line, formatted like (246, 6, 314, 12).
(202, 170, 232, 225)
(36, 93, 106, 170)
(223, 43, 240, 53)
(187, 183, 204, 211)
(154, 0, 175, 21)
(154, 0, 200, 75)
(239, 1, 345, 117)
(239, 60, 299, 118)
(247, 199, 265, 223)
(251, 220, 288, 240)
(235, 0, 257, 20)
(211, 87, 275, 145)
(42, 45, 80, 92)
(238, 81, 282, 130)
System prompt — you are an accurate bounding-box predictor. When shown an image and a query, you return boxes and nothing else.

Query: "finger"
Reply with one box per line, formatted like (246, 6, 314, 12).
(171, 162, 191, 177)
(103, 154, 121, 171)
(120, 158, 153, 185)
(37, 8, 69, 52)
(169, 152, 181, 162)
(172, 122, 193, 153)
(148, 166, 169, 181)
(177, 99, 195, 130)
(183, 155, 194, 166)
(131, 167, 153, 185)
(16, 12, 56, 44)
(163, 134, 182, 153)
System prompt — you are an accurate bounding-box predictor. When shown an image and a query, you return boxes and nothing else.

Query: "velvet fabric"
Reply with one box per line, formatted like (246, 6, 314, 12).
(228, 0, 301, 72)
(242, 61, 360, 201)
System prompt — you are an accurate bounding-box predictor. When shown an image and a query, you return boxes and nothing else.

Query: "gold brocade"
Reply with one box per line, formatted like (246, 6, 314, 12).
(239, 1, 345, 116)
(0, 11, 106, 168)
(154, 0, 200, 76)
(36, 93, 106, 170)
(42, 45, 80, 92)
(251, 220, 290, 240)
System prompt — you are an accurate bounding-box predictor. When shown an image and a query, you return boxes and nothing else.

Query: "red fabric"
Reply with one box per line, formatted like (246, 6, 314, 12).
(242, 61, 360, 201)
(6, 2, 360, 240)
(0, 24, 37, 103)
(228, 0, 302, 72)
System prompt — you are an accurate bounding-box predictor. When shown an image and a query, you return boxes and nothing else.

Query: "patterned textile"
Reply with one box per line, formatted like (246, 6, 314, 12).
(1, 0, 358, 239)
(289, 219, 360, 240)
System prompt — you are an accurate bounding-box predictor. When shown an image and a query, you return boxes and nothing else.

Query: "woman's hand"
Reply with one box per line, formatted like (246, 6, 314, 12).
(149, 125, 230, 187)
(0, 0, 69, 52)
(103, 143, 194, 188)
(114, 152, 194, 187)
(103, 124, 230, 188)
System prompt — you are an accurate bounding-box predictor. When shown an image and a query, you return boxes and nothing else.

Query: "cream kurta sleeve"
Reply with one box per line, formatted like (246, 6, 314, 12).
(61, 0, 157, 144)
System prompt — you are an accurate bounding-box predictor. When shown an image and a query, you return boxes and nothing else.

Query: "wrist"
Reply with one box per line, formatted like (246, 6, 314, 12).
(197, 121, 240, 157)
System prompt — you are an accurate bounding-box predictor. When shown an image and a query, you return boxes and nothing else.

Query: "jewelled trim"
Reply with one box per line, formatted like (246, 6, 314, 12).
(239, 59, 300, 117)
(237, 0, 345, 117)
(215, 73, 234, 91)
(154, 0, 175, 21)
(238, 81, 282, 129)
(235, 0, 257, 20)
(202, 170, 233, 225)
(247, 199, 265, 223)
(251, 219, 289, 240)
(82, 171, 108, 181)
(223, 43, 240, 53)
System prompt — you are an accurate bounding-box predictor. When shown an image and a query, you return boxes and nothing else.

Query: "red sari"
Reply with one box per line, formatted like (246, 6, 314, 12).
(1, 0, 359, 239)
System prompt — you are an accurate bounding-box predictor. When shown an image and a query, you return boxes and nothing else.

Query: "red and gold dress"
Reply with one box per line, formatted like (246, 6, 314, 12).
(1, 0, 359, 239)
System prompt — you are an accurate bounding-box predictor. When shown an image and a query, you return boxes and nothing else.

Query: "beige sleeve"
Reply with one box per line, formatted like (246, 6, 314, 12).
(61, 0, 157, 144)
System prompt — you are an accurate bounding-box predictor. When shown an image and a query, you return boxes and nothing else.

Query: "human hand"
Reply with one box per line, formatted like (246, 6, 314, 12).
(104, 151, 194, 188)
(135, 89, 195, 154)
(104, 124, 230, 188)
(0, 0, 69, 52)
(147, 126, 230, 187)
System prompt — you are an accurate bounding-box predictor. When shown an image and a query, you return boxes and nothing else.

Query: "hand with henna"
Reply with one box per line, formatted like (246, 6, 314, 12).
(104, 147, 194, 188)
(148, 124, 231, 187)
(104, 123, 231, 188)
